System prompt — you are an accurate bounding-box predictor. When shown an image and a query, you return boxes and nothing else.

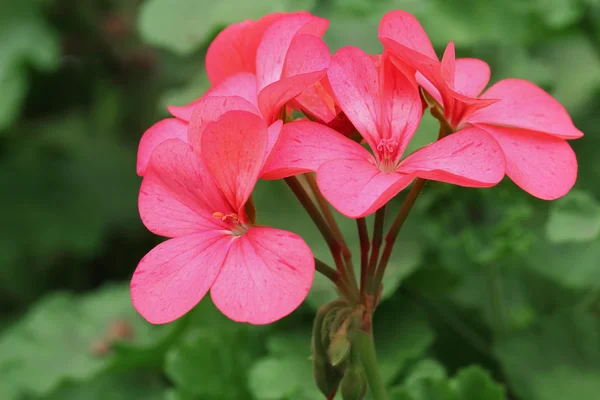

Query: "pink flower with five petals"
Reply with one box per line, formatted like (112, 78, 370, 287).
(132, 110, 313, 324)
(263, 47, 506, 218)
(379, 10, 583, 200)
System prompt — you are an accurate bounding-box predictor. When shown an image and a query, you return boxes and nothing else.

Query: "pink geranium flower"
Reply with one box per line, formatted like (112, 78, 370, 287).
(379, 10, 583, 200)
(263, 47, 505, 218)
(171, 12, 331, 124)
(132, 110, 314, 324)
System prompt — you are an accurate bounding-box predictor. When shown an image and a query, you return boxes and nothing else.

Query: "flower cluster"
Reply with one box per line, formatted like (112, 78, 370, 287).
(132, 10, 582, 325)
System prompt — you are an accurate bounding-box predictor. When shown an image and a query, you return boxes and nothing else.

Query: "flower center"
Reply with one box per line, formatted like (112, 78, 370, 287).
(212, 212, 247, 236)
(376, 138, 398, 173)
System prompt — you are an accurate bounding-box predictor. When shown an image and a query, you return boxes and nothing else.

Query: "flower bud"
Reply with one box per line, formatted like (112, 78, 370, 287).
(328, 330, 351, 367)
(340, 365, 367, 400)
(311, 299, 348, 398)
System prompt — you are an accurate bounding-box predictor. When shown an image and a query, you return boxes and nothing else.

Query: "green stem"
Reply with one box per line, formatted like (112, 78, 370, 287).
(356, 217, 370, 298)
(304, 173, 359, 294)
(355, 330, 389, 400)
(284, 176, 357, 303)
(372, 179, 426, 293)
(366, 206, 386, 295)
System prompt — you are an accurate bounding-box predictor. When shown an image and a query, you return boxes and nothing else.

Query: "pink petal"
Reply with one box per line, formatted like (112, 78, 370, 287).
(327, 46, 382, 150)
(256, 14, 328, 91)
(454, 58, 490, 97)
(467, 79, 584, 139)
(378, 10, 438, 61)
(380, 55, 423, 162)
(137, 118, 188, 176)
(398, 127, 505, 187)
(201, 111, 267, 211)
(440, 42, 456, 88)
(139, 139, 232, 237)
(261, 120, 369, 179)
(266, 119, 283, 162)
(186, 96, 260, 154)
(317, 157, 414, 218)
(416, 72, 443, 105)
(257, 34, 330, 122)
(210, 227, 314, 324)
(206, 13, 299, 85)
(168, 73, 259, 121)
(131, 231, 231, 324)
(477, 124, 577, 200)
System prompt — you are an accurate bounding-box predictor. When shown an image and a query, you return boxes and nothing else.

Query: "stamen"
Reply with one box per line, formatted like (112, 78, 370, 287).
(376, 138, 399, 154)
(212, 212, 239, 222)
(376, 139, 399, 173)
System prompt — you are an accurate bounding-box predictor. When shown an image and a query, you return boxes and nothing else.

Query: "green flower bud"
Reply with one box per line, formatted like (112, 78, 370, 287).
(340, 365, 367, 400)
(311, 299, 348, 398)
(328, 330, 351, 367)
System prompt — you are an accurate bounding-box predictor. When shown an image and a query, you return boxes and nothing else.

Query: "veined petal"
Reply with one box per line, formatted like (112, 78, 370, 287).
(380, 55, 423, 162)
(131, 231, 231, 324)
(206, 13, 301, 85)
(468, 78, 584, 139)
(317, 157, 414, 218)
(256, 14, 328, 91)
(454, 58, 490, 97)
(266, 119, 283, 163)
(477, 124, 577, 200)
(261, 120, 369, 179)
(137, 118, 187, 176)
(328, 46, 382, 150)
(168, 73, 259, 121)
(201, 111, 267, 211)
(397, 127, 505, 187)
(187, 96, 259, 154)
(440, 42, 456, 88)
(257, 34, 330, 122)
(378, 10, 438, 61)
(139, 139, 232, 237)
(210, 227, 314, 324)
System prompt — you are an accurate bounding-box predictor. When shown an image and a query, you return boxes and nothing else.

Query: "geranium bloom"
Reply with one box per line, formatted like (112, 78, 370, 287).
(136, 95, 259, 176)
(132, 110, 314, 324)
(263, 47, 505, 218)
(170, 12, 331, 124)
(379, 10, 583, 200)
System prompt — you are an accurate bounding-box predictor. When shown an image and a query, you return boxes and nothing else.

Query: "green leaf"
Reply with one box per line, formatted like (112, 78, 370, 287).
(248, 329, 326, 400)
(0, 3, 60, 130)
(164, 299, 262, 399)
(450, 366, 505, 400)
(249, 357, 309, 399)
(138, 0, 317, 56)
(495, 310, 600, 400)
(0, 284, 167, 398)
(527, 237, 600, 289)
(42, 372, 167, 400)
(390, 362, 505, 400)
(545, 190, 600, 243)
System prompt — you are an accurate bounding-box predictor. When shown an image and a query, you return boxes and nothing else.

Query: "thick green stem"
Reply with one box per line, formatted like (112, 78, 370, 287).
(372, 179, 426, 293)
(355, 329, 389, 400)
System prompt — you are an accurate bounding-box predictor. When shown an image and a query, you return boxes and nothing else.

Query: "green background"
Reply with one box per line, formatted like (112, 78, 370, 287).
(1, 0, 600, 399)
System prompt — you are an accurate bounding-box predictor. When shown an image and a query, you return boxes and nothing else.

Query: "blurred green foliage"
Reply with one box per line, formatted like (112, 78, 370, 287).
(1, 0, 599, 399)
